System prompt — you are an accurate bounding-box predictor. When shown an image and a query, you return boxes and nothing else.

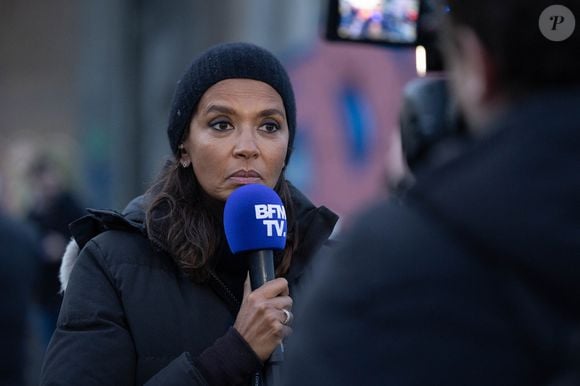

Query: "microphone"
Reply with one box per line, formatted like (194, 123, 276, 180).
(223, 184, 287, 386)
(224, 183, 287, 286)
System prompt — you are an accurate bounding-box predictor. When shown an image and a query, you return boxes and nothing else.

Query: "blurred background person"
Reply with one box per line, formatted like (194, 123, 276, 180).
(0, 173, 41, 386)
(283, 0, 580, 385)
(25, 154, 85, 349)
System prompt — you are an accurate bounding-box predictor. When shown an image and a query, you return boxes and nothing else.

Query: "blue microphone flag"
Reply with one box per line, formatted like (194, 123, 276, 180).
(223, 184, 287, 254)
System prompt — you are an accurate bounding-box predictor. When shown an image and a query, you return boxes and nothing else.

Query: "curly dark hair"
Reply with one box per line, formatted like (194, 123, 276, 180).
(144, 159, 297, 283)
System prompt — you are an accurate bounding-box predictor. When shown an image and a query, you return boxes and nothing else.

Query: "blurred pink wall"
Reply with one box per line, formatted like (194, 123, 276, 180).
(287, 41, 416, 226)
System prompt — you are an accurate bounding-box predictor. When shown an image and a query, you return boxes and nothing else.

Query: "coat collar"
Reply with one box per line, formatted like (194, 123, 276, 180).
(60, 183, 338, 291)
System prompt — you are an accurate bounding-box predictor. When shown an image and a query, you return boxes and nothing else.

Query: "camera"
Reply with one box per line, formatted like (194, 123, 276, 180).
(324, 0, 446, 72)
(324, 0, 469, 175)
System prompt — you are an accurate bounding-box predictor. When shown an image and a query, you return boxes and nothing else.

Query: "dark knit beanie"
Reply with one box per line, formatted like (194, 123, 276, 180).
(167, 42, 296, 165)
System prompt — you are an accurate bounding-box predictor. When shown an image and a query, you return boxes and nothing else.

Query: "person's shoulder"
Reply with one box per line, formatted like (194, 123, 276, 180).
(288, 181, 339, 225)
(287, 180, 339, 248)
(62, 203, 176, 289)
(69, 205, 146, 249)
(60, 228, 161, 293)
(336, 198, 476, 276)
(345, 199, 430, 245)
(87, 229, 162, 268)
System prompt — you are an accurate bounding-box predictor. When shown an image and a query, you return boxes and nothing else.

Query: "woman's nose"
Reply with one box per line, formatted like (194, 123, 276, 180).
(233, 128, 259, 159)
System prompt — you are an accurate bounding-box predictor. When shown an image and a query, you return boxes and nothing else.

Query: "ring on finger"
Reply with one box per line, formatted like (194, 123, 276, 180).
(282, 309, 293, 325)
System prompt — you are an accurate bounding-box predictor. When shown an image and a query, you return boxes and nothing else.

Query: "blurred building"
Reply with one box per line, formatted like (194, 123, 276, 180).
(0, 0, 416, 223)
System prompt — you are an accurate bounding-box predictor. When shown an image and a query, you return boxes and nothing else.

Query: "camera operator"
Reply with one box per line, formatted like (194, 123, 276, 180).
(283, 0, 580, 384)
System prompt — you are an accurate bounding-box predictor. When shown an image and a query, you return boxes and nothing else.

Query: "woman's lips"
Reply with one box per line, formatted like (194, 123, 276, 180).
(228, 170, 262, 184)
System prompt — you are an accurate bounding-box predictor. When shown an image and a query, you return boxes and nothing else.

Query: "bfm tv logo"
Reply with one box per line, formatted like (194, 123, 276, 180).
(254, 204, 286, 237)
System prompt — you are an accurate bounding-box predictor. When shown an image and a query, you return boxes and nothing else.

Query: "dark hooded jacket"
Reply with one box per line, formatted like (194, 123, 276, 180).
(40, 184, 338, 386)
(283, 88, 580, 386)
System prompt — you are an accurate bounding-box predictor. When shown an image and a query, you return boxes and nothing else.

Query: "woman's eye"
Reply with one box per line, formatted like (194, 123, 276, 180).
(210, 121, 233, 131)
(261, 122, 280, 133)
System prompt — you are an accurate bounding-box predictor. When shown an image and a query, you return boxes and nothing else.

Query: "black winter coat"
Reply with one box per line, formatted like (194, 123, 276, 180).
(40, 184, 337, 386)
(283, 88, 580, 385)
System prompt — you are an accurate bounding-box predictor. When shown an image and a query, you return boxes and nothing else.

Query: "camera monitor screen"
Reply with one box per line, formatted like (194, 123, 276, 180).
(332, 0, 420, 45)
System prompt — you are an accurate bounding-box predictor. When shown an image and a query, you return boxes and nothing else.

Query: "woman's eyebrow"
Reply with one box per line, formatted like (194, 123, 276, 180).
(204, 105, 285, 119)
(259, 108, 285, 119)
(204, 104, 236, 115)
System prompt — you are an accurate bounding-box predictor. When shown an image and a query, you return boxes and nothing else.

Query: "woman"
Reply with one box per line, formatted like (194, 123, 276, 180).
(40, 42, 338, 385)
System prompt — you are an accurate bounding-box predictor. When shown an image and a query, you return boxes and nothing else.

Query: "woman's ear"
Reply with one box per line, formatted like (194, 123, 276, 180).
(179, 144, 191, 168)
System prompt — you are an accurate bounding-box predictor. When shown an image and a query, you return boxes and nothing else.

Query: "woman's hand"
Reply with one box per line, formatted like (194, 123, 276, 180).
(233, 275, 293, 361)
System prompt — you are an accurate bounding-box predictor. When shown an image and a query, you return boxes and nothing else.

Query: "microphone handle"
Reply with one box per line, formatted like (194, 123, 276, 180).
(249, 250, 275, 290)
(247, 250, 284, 386)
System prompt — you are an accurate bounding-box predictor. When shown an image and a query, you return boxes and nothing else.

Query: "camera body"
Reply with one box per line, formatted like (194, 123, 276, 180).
(325, 0, 445, 71)
(324, 0, 469, 173)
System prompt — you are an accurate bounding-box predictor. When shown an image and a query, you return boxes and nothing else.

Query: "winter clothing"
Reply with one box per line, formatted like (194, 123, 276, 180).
(283, 88, 580, 385)
(40, 183, 337, 386)
(27, 190, 85, 345)
(167, 42, 296, 164)
(0, 211, 40, 385)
